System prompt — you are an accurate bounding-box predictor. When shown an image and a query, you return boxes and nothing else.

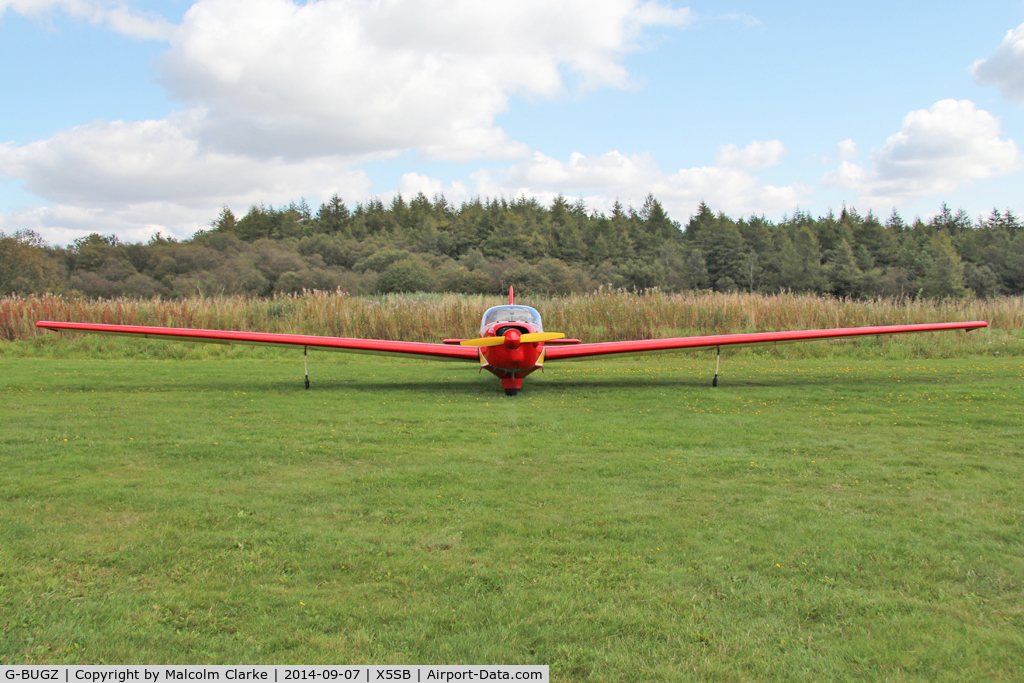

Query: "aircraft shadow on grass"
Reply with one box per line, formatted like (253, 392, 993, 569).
(82, 367, 959, 395)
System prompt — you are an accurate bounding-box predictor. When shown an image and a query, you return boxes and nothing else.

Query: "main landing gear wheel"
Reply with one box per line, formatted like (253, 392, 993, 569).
(501, 375, 523, 396)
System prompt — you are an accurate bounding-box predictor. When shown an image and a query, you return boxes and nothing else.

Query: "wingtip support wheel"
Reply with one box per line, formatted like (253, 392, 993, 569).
(504, 388, 519, 396)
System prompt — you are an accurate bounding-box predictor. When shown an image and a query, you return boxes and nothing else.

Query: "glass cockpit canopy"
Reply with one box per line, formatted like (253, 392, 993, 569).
(480, 305, 543, 334)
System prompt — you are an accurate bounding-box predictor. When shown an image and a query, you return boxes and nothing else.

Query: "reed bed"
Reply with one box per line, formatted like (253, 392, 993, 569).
(3, 290, 1022, 356)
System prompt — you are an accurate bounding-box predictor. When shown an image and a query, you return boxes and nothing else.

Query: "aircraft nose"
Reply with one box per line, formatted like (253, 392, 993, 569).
(503, 329, 522, 350)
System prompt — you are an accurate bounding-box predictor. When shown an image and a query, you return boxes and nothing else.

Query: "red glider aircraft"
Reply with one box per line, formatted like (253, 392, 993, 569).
(37, 287, 987, 395)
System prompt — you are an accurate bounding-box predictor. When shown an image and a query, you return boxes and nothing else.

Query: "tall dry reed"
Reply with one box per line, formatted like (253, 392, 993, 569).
(3, 290, 1021, 350)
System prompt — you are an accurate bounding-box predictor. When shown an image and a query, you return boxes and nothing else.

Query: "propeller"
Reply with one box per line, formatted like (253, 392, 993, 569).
(460, 331, 565, 348)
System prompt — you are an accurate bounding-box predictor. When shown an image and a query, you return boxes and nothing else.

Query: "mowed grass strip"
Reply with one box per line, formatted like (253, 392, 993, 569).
(1, 351, 1022, 681)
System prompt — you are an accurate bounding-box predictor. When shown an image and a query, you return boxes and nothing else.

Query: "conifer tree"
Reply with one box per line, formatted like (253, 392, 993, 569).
(788, 226, 825, 292)
(683, 248, 710, 290)
(212, 206, 237, 233)
(684, 201, 714, 241)
(695, 213, 747, 287)
(922, 233, 967, 298)
(317, 194, 351, 235)
(824, 239, 862, 297)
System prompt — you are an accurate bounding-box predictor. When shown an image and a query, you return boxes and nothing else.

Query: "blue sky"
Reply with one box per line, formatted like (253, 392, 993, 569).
(1, 0, 1022, 245)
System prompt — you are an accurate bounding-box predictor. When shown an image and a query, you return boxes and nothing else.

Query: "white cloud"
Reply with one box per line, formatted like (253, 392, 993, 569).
(972, 22, 1024, 102)
(714, 139, 785, 170)
(0, 117, 372, 243)
(471, 147, 804, 219)
(1, 0, 695, 240)
(823, 160, 866, 188)
(1, 0, 174, 39)
(716, 12, 761, 28)
(398, 173, 470, 204)
(837, 138, 858, 160)
(0, 202, 217, 245)
(0, 117, 371, 207)
(159, 0, 692, 161)
(102, 4, 174, 40)
(824, 99, 1020, 205)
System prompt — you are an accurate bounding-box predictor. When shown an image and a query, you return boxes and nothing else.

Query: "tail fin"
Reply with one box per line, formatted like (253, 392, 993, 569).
(509, 285, 515, 305)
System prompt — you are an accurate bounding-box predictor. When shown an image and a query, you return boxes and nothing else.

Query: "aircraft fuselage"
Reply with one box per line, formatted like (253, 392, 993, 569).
(476, 305, 546, 394)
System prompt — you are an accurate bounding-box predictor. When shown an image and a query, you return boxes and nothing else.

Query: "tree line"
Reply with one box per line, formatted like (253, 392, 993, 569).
(2, 192, 1022, 299)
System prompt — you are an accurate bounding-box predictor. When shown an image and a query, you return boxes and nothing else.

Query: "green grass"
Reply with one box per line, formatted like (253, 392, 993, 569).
(1, 348, 1023, 681)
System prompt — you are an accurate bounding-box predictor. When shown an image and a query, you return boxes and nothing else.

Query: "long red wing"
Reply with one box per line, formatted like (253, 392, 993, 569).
(543, 321, 988, 361)
(35, 322, 479, 362)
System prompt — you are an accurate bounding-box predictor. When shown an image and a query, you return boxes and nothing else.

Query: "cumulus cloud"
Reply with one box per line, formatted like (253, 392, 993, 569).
(0, 117, 372, 242)
(972, 22, 1024, 102)
(0, 117, 371, 207)
(714, 139, 785, 170)
(824, 99, 1019, 205)
(716, 12, 761, 28)
(398, 173, 471, 205)
(159, 0, 692, 160)
(1, 0, 174, 39)
(837, 138, 858, 160)
(1, 0, 697, 241)
(471, 147, 804, 218)
(0, 202, 224, 245)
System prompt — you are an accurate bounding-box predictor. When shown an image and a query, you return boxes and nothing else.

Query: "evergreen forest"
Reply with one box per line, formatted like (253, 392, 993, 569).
(2, 193, 1022, 300)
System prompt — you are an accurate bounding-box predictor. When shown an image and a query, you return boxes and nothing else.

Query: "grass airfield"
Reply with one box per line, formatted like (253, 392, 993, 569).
(1, 346, 1022, 680)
